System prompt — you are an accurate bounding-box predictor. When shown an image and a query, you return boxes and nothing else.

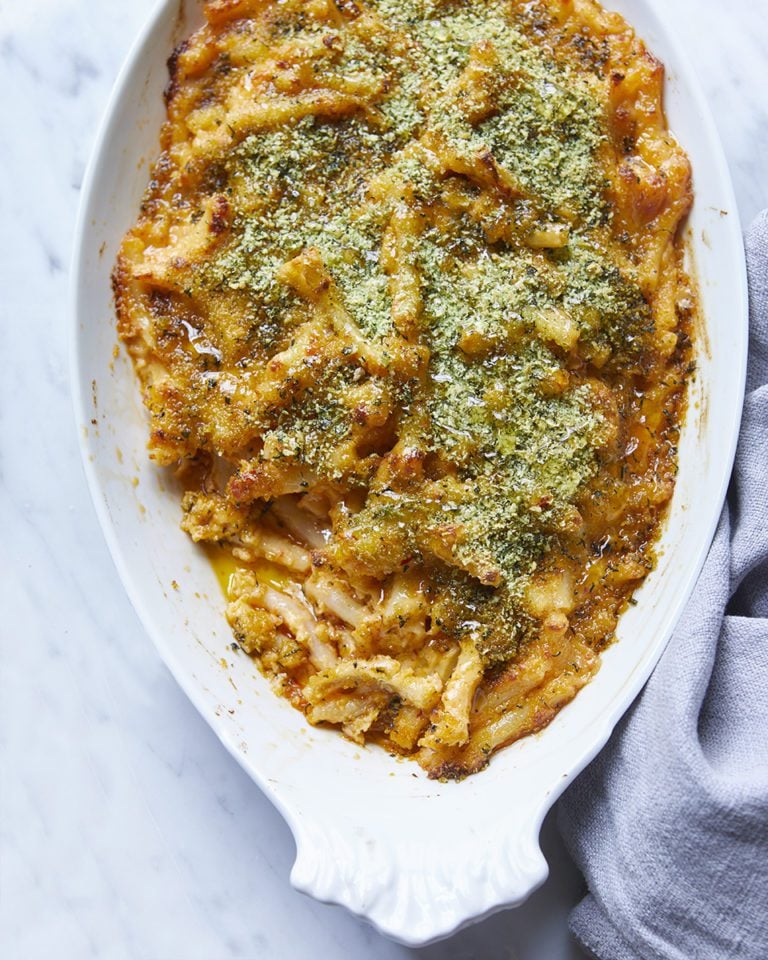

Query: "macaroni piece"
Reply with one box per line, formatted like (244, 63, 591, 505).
(114, 0, 694, 778)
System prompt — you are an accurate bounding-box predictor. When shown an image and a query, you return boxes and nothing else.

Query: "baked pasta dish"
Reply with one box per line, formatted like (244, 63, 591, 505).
(114, 0, 694, 778)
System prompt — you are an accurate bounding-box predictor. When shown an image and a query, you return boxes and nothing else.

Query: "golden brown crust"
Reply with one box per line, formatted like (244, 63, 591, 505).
(115, 0, 694, 778)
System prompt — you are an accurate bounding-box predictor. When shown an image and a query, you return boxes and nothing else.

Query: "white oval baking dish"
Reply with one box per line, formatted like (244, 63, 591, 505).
(71, 0, 748, 946)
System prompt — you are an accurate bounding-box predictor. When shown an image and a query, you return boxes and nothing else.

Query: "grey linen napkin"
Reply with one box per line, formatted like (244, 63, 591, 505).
(558, 211, 768, 960)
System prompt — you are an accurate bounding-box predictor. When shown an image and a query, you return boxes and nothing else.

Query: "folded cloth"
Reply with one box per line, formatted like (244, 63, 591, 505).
(558, 211, 768, 960)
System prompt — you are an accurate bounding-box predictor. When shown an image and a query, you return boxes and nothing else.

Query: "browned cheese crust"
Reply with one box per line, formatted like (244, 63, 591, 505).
(114, 0, 694, 778)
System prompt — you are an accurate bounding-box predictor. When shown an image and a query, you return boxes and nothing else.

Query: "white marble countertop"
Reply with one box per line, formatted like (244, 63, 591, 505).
(1, 1, 765, 957)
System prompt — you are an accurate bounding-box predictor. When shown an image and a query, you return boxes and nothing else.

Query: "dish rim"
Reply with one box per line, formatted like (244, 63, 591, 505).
(69, 0, 749, 945)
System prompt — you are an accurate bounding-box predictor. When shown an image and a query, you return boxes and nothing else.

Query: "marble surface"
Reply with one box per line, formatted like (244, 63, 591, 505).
(1, 1, 765, 957)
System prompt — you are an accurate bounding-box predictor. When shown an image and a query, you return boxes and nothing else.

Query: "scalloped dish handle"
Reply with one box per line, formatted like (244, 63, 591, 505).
(289, 810, 549, 945)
